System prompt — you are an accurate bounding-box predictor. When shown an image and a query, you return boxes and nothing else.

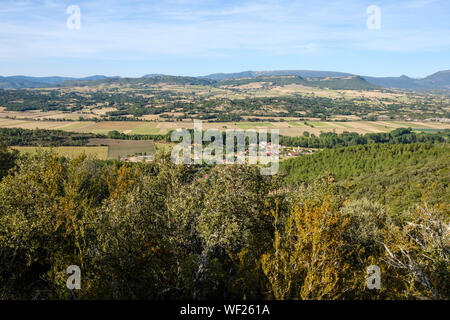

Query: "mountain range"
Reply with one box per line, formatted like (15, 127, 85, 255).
(0, 75, 110, 89)
(362, 70, 450, 90)
(1, 70, 449, 90)
(201, 70, 450, 90)
(199, 70, 354, 80)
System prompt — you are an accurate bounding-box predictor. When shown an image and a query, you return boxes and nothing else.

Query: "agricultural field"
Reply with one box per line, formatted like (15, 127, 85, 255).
(1, 75, 449, 148)
(0, 118, 449, 137)
(10, 140, 156, 160)
(87, 138, 155, 159)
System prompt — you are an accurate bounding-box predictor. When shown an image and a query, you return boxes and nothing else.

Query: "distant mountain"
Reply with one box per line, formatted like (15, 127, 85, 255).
(206, 69, 450, 90)
(362, 75, 423, 90)
(304, 75, 379, 90)
(0, 76, 73, 89)
(60, 75, 214, 87)
(362, 70, 450, 90)
(202, 70, 353, 80)
(1, 70, 449, 90)
(80, 75, 112, 81)
(143, 74, 169, 78)
(0, 75, 110, 89)
(217, 75, 378, 90)
(421, 70, 450, 88)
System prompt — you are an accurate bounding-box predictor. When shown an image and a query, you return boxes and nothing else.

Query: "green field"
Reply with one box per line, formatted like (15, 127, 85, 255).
(154, 142, 174, 152)
(308, 121, 334, 128)
(287, 121, 308, 128)
(131, 123, 161, 134)
(236, 122, 274, 129)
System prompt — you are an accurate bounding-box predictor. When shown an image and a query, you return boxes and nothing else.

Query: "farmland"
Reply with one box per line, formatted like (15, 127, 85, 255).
(0, 75, 449, 123)
(86, 138, 155, 159)
(0, 118, 448, 137)
(1, 75, 449, 143)
(1, 75, 449, 163)
(10, 139, 155, 160)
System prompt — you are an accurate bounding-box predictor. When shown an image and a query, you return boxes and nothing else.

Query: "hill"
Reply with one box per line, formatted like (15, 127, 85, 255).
(303, 75, 379, 90)
(421, 70, 450, 88)
(2, 70, 449, 90)
(203, 70, 353, 80)
(280, 143, 450, 213)
(0, 75, 110, 89)
(362, 70, 450, 90)
(60, 75, 214, 87)
(218, 75, 378, 90)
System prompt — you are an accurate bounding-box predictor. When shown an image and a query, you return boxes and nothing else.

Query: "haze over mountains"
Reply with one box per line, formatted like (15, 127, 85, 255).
(199, 70, 354, 80)
(363, 70, 450, 90)
(1, 70, 449, 90)
(0, 75, 111, 89)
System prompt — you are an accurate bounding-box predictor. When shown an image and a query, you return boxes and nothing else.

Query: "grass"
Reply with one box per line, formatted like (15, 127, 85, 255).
(309, 121, 334, 128)
(236, 122, 274, 129)
(287, 121, 308, 128)
(131, 123, 161, 135)
(59, 122, 93, 131)
(90, 129, 117, 135)
(154, 142, 174, 152)
(390, 121, 428, 128)
(107, 142, 155, 159)
(86, 138, 156, 159)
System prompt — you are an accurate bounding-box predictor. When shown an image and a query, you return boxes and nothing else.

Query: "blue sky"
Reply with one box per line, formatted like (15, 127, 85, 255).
(0, 0, 449, 78)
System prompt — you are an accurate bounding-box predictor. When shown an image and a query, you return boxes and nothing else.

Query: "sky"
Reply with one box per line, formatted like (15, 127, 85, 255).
(0, 0, 449, 78)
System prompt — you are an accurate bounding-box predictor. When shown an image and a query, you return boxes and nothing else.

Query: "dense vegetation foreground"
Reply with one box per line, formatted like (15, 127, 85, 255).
(0, 142, 448, 300)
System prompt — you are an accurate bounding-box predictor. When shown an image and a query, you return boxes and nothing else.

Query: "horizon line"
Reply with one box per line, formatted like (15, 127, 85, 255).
(1, 68, 449, 80)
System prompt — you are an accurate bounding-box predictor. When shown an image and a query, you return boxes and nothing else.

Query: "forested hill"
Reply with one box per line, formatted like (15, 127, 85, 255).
(216, 75, 379, 90)
(279, 127, 449, 148)
(59, 75, 377, 90)
(280, 143, 449, 214)
(60, 75, 215, 87)
(202, 70, 354, 80)
(363, 70, 450, 90)
(0, 75, 110, 89)
(0, 128, 99, 146)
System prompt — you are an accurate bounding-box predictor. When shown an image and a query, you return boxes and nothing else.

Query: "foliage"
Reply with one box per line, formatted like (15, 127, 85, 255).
(0, 128, 99, 146)
(0, 144, 448, 300)
(261, 194, 360, 300)
(383, 203, 449, 299)
(0, 143, 18, 179)
(281, 143, 450, 214)
(279, 128, 448, 148)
